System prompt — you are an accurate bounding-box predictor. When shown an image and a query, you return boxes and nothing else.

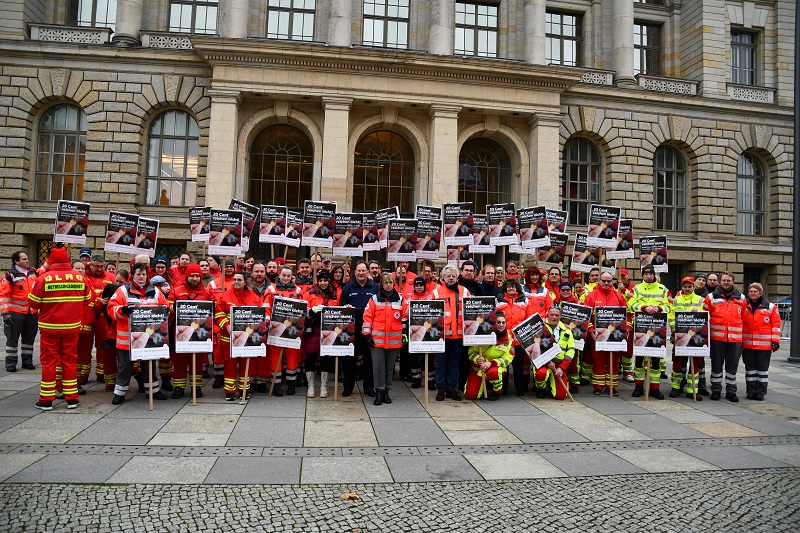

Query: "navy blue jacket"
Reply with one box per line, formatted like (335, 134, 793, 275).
(339, 278, 380, 328)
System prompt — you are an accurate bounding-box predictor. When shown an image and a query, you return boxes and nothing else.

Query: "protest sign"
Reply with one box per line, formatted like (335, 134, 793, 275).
(230, 306, 268, 358)
(408, 300, 445, 353)
(633, 312, 669, 358)
(267, 296, 307, 350)
(174, 300, 215, 353)
(130, 306, 170, 361)
(463, 297, 498, 346)
(208, 209, 243, 255)
(320, 307, 356, 357)
(54, 200, 90, 245)
(189, 206, 211, 242)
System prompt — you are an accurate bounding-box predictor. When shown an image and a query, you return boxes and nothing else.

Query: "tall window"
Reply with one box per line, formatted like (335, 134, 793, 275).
(70, 0, 117, 30)
(458, 138, 511, 209)
(654, 146, 686, 231)
(146, 110, 199, 207)
(455, 1, 498, 58)
(737, 153, 765, 236)
(731, 31, 757, 86)
(363, 0, 409, 49)
(35, 105, 87, 202)
(546, 11, 581, 66)
(169, 0, 218, 34)
(634, 22, 661, 76)
(353, 131, 415, 214)
(249, 125, 314, 209)
(267, 0, 315, 41)
(560, 138, 600, 227)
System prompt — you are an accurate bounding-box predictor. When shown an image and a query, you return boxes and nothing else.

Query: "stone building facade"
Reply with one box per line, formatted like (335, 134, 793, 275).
(0, 0, 794, 297)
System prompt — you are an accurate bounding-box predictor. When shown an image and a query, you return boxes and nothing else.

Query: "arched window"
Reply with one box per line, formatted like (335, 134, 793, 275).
(560, 137, 600, 227)
(35, 104, 87, 201)
(249, 124, 314, 209)
(146, 110, 199, 206)
(353, 131, 415, 214)
(458, 137, 512, 209)
(737, 153, 765, 236)
(653, 145, 686, 231)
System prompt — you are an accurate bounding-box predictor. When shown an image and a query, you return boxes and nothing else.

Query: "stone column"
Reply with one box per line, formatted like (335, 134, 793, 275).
(328, 0, 352, 47)
(524, 0, 546, 64)
(321, 97, 352, 205)
(612, 0, 636, 86)
(429, 0, 454, 55)
(218, 0, 249, 39)
(528, 112, 562, 207)
(112, 0, 143, 46)
(205, 89, 241, 208)
(427, 104, 460, 207)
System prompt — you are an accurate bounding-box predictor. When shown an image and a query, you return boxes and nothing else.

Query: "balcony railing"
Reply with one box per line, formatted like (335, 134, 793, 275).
(29, 24, 112, 45)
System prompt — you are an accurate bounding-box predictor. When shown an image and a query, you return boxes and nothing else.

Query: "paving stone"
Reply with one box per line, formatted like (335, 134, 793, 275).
(159, 414, 238, 434)
(442, 429, 522, 445)
(607, 414, 709, 440)
(301, 456, 392, 484)
(657, 409, 727, 424)
(304, 420, 378, 447)
(0, 380, 38, 391)
(305, 400, 369, 421)
(0, 427, 84, 444)
(242, 394, 308, 417)
(106, 456, 216, 484)
(0, 453, 45, 482)
(718, 414, 800, 436)
(204, 456, 301, 484)
(386, 455, 482, 482)
(575, 396, 652, 415)
(740, 402, 800, 422)
(68, 418, 166, 445)
(610, 448, 720, 473)
(364, 397, 429, 418)
(540, 450, 646, 476)
(570, 425, 652, 442)
(6, 454, 130, 483)
(764, 392, 800, 410)
(0, 417, 29, 433)
(684, 399, 754, 416)
(685, 422, 767, 438)
(226, 417, 304, 447)
(476, 395, 544, 416)
(435, 420, 508, 431)
(371, 417, 450, 446)
(741, 444, 800, 467)
(633, 399, 694, 411)
(493, 415, 587, 444)
(425, 401, 493, 421)
(178, 402, 246, 415)
(104, 395, 190, 419)
(149, 432, 230, 446)
(680, 445, 790, 470)
(464, 452, 567, 479)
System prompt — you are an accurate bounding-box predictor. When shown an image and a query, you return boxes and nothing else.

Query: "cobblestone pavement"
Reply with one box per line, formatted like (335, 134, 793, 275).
(1, 468, 799, 532)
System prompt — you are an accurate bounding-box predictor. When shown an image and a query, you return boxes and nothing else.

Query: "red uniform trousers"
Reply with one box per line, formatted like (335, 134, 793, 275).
(172, 352, 206, 389)
(40, 331, 79, 403)
(217, 342, 251, 394)
(534, 367, 569, 400)
(258, 345, 301, 385)
(591, 349, 620, 391)
(464, 365, 504, 400)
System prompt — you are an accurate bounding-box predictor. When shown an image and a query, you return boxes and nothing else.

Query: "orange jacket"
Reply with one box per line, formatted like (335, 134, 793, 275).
(264, 282, 305, 319)
(0, 265, 37, 315)
(214, 287, 262, 345)
(431, 283, 471, 339)
(703, 288, 745, 343)
(27, 264, 92, 335)
(525, 286, 553, 318)
(583, 286, 628, 333)
(108, 281, 169, 350)
(742, 297, 781, 350)
(362, 290, 408, 349)
(496, 293, 535, 346)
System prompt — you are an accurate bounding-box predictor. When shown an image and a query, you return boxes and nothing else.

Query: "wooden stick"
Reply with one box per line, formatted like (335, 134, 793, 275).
(691, 357, 697, 403)
(240, 358, 250, 405)
(609, 352, 613, 398)
(148, 360, 154, 411)
(283, 246, 289, 260)
(116, 252, 120, 271)
(270, 244, 275, 261)
(645, 357, 651, 401)
(313, 247, 318, 285)
(191, 353, 197, 406)
(423, 353, 429, 412)
(268, 348, 285, 396)
(222, 256, 227, 292)
(479, 346, 488, 399)
(559, 373, 576, 402)
(457, 246, 462, 269)
(334, 356, 339, 401)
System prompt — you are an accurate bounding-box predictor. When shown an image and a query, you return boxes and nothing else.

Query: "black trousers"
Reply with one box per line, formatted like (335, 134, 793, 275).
(742, 348, 771, 396)
(343, 332, 373, 392)
(710, 340, 741, 394)
(4, 311, 38, 368)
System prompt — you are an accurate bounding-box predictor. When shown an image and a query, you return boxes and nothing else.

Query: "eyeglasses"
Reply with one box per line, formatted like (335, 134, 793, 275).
(600, 280, 613, 284)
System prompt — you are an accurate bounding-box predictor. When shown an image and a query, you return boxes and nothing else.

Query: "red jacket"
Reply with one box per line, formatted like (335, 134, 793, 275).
(583, 286, 628, 333)
(27, 263, 92, 335)
(214, 287, 262, 344)
(265, 281, 305, 319)
(170, 265, 191, 289)
(525, 286, 553, 318)
(362, 290, 408, 349)
(742, 297, 781, 350)
(703, 288, 745, 343)
(0, 265, 37, 315)
(496, 293, 534, 345)
(108, 281, 169, 350)
(431, 283, 471, 339)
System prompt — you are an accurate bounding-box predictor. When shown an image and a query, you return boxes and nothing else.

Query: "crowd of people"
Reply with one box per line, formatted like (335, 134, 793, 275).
(0, 246, 782, 411)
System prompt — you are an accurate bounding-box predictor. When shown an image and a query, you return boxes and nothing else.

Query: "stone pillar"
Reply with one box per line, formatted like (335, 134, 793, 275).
(612, 0, 636, 86)
(205, 89, 241, 208)
(524, 0, 546, 64)
(321, 97, 352, 205)
(429, 0, 454, 55)
(328, 0, 352, 47)
(528, 112, 562, 207)
(218, 0, 249, 39)
(427, 105, 460, 206)
(112, 0, 143, 46)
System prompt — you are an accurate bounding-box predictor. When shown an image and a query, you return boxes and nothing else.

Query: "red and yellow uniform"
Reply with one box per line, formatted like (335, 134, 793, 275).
(584, 284, 628, 393)
(27, 249, 91, 407)
(261, 281, 305, 393)
(533, 321, 576, 400)
(170, 266, 213, 394)
(215, 286, 262, 396)
(464, 329, 513, 400)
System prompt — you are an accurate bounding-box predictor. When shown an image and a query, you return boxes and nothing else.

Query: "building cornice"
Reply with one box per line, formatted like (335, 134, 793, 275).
(190, 37, 585, 92)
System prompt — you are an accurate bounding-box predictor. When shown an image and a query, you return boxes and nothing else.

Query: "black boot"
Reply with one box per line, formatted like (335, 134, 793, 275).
(382, 390, 392, 404)
(286, 381, 296, 396)
(632, 385, 644, 397)
(411, 378, 422, 389)
(161, 376, 173, 392)
(373, 390, 383, 406)
(171, 387, 184, 399)
(212, 375, 224, 389)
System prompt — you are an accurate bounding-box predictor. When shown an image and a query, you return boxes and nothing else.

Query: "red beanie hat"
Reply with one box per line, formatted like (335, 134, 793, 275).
(185, 264, 202, 277)
(49, 248, 70, 264)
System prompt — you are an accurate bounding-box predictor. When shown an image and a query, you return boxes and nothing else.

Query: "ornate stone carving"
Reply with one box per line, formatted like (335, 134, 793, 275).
(30, 25, 111, 44)
(729, 85, 772, 103)
(51, 69, 68, 96)
(579, 70, 613, 85)
(638, 75, 697, 95)
(164, 74, 182, 102)
(580, 106, 596, 132)
(145, 34, 194, 50)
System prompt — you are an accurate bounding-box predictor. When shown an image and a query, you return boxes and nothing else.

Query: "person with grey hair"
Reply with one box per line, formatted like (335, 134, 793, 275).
(430, 264, 471, 401)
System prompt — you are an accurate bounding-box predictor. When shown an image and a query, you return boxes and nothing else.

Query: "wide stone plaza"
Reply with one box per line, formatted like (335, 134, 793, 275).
(1, 331, 799, 531)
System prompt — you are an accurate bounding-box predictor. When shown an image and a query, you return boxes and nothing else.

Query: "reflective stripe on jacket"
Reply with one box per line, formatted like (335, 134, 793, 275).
(27, 265, 92, 335)
(362, 292, 408, 349)
(431, 284, 471, 338)
(108, 283, 168, 349)
(0, 266, 37, 314)
(703, 288, 745, 343)
(742, 298, 781, 350)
